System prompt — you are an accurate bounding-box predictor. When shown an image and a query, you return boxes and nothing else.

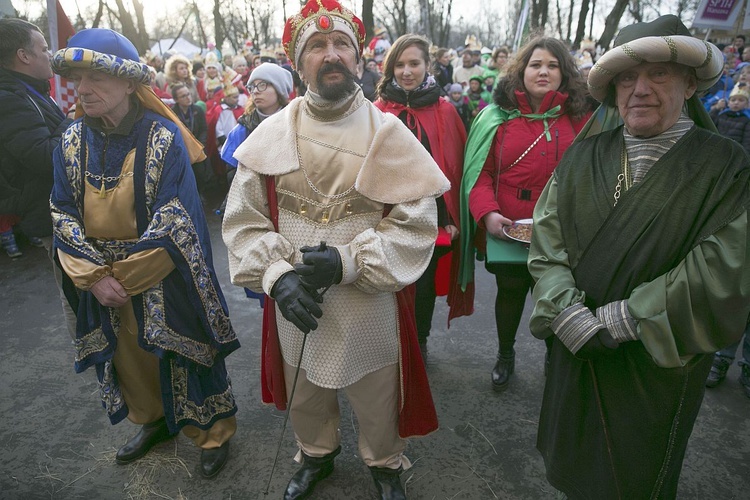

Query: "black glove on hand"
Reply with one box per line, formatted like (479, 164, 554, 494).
(271, 272, 323, 334)
(575, 328, 618, 360)
(294, 242, 343, 291)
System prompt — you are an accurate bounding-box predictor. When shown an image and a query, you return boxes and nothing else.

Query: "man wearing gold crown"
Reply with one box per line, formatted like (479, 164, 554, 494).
(528, 15, 750, 498)
(223, 1, 445, 498)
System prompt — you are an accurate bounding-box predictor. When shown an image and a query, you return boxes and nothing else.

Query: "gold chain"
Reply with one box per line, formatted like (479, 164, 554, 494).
(613, 146, 631, 207)
(295, 134, 357, 200)
(84, 170, 134, 183)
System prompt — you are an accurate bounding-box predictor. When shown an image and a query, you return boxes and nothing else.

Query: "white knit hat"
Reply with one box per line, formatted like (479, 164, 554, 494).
(247, 63, 294, 98)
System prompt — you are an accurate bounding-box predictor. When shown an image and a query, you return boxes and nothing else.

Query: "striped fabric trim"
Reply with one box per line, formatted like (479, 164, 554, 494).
(624, 114, 693, 185)
(551, 303, 603, 354)
(596, 300, 638, 343)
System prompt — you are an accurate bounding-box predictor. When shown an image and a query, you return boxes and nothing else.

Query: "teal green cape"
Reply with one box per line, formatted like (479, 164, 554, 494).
(458, 103, 561, 289)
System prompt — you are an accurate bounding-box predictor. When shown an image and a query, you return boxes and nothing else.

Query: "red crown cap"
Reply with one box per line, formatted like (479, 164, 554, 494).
(282, 0, 365, 69)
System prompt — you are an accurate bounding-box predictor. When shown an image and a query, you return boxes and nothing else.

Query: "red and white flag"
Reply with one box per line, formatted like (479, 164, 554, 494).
(47, 0, 77, 113)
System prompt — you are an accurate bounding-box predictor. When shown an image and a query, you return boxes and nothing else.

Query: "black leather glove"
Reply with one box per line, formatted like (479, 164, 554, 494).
(575, 328, 619, 360)
(294, 242, 343, 291)
(271, 272, 323, 334)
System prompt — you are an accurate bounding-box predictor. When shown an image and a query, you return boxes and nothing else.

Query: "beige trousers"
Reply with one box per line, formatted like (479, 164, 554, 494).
(113, 301, 236, 449)
(283, 361, 406, 469)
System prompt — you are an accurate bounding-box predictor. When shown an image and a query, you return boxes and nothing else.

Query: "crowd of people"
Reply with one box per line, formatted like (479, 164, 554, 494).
(2, 1, 750, 498)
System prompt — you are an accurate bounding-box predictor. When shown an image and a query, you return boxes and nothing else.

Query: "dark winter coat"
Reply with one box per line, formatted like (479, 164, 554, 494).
(0, 68, 71, 236)
(172, 103, 208, 145)
(710, 108, 750, 155)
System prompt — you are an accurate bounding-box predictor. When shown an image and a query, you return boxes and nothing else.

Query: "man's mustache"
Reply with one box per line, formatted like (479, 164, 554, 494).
(318, 62, 352, 77)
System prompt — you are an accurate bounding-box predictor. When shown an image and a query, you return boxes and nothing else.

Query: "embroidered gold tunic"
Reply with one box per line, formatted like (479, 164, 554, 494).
(224, 89, 449, 388)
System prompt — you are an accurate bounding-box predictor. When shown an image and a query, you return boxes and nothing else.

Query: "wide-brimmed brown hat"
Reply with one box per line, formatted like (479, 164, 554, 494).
(587, 15, 723, 102)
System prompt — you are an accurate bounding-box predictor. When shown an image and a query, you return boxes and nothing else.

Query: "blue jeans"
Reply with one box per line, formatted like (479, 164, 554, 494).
(716, 324, 750, 368)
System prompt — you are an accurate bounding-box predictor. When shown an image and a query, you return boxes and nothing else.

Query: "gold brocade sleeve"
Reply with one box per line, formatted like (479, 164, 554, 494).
(112, 248, 176, 296)
(57, 249, 112, 290)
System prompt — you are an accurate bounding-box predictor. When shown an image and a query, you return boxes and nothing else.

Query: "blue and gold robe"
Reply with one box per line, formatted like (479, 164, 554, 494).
(51, 106, 239, 433)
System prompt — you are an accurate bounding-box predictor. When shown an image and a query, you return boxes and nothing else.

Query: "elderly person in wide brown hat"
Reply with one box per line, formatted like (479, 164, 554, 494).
(527, 15, 750, 499)
(49, 28, 239, 479)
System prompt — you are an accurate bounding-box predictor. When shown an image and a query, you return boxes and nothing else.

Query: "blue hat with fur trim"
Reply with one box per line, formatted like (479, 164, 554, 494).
(52, 28, 151, 85)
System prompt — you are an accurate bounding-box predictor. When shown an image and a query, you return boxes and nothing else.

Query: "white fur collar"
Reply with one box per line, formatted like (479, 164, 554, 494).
(233, 97, 449, 204)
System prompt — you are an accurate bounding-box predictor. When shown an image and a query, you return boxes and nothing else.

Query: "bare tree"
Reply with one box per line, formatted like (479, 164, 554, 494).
(377, 0, 408, 40)
(109, 0, 149, 54)
(629, 0, 645, 23)
(362, 0, 375, 42)
(530, 0, 549, 30)
(676, 0, 700, 18)
(424, 0, 454, 47)
(599, 0, 630, 49)
(573, 0, 589, 47)
(566, 0, 575, 42)
(91, 0, 104, 29)
(213, 0, 225, 52)
(418, 0, 429, 34)
(192, 2, 208, 49)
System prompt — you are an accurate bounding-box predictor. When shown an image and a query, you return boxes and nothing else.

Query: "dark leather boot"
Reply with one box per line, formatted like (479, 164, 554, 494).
(284, 446, 340, 500)
(491, 349, 515, 392)
(369, 466, 406, 500)
(115, 417, 174, 464)
(705, 356, 732, 388)
(200, 440, 230, 478)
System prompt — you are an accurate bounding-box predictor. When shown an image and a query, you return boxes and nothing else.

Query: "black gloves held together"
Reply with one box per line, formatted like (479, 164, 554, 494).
(575, 328, 619, 360)
(294, 242, 343, 291)
(271, 271, 323, 334)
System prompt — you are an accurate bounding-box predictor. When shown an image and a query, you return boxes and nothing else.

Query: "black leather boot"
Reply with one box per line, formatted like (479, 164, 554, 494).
(115, 417, 174, 464)
(369, 466, 406, 500)
(284, 446, 340, 500)
(491, 348, 515, 392)
(200, 440, 230, 478)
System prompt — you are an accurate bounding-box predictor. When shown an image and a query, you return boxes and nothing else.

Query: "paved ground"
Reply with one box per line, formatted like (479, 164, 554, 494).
(1, 205, 749, 500)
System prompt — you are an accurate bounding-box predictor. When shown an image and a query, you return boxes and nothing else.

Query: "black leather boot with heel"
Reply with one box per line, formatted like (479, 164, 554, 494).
(491, 348, 515, 392)
(284, 446, 341, 499)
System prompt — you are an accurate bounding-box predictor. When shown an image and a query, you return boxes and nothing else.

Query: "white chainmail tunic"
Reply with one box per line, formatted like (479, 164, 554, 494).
(223, 88, 449, 388)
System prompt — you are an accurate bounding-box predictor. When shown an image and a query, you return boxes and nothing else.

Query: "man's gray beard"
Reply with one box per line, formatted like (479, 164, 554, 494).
(316, 71, 357, 101)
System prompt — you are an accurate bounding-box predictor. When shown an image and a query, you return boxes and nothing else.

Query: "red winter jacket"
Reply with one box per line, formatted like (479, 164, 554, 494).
(469, 90, 589, 227)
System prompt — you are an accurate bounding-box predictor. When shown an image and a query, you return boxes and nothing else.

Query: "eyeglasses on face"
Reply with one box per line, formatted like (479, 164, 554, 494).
(247, 81, 268, 93)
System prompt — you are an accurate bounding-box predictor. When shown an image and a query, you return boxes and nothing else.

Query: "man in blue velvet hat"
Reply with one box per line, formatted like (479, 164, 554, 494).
(50, 28, 239, 478)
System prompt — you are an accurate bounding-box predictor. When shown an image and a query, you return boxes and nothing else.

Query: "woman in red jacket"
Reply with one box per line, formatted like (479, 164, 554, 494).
(465, 37, 591, 390)
(375, 34, 473, 357)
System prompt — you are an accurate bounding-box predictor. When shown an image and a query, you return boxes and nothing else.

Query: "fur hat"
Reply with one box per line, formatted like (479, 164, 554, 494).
(588, 15, 723, 102)
(282, 0, 366, 69)
(52, 28, 150, 84)
(247, 62, 294, 98)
